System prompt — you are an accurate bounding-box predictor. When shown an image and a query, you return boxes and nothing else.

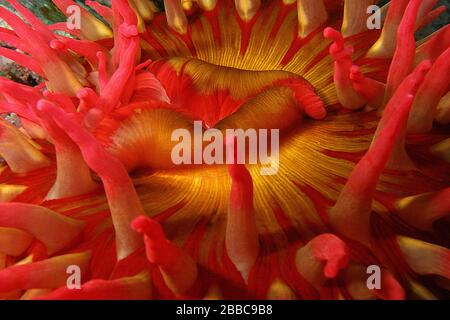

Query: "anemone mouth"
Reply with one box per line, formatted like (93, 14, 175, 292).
(94, 56, 329, 171)
(0, 0, 449, 300)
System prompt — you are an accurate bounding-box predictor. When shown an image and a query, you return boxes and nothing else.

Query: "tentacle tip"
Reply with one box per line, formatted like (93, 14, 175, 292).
(323, 27, 337, 39)
(77, 87, 98, 101)
(49, 40, 65, 51)
(305, 104, 327, 120)
(324, 255, 349, 279)
(77, 89, 89, 100)
(312, 234, 349, 279)
(418, 59, 432, 73)
(36, 99, 53, 113)
(119, 23, 139, 38)
(349, 65, 361, 78)
(323, 264, 339, 279)
(131, 215, 151, 234)
(131, 215, 164, 241)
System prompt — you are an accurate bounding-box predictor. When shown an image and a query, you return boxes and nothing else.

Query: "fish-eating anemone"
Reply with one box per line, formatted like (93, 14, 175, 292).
(0, 0, 449, 300)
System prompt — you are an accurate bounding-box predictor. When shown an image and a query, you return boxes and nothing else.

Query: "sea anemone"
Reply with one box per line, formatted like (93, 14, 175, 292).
(0, 0, 448, 300)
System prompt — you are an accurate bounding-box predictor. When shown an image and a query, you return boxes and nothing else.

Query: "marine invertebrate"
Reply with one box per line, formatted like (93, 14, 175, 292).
(0, 0, 448, 300)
